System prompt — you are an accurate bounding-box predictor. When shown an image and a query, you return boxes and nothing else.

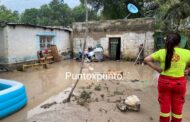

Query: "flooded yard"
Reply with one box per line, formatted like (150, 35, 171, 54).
(1, 60, 190, 122)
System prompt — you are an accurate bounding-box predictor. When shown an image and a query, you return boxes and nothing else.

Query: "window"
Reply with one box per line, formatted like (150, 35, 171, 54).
(40, 36, 54, 50)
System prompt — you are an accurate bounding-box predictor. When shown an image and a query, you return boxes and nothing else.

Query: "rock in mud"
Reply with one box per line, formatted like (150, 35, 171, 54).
(149, 116, 154, 120)
(100, 94, 104, 99)
(125, 95, 141, 112)
(99, 108, 108, 113)
(116, 103, 128, 112)
(117, 95, 141, 112)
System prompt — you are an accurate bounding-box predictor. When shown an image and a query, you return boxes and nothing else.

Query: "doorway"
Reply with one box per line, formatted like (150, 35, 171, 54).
(109, 38, 121, 60)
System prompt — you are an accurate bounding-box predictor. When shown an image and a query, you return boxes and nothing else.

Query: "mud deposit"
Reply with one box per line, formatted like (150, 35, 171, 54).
(1, 60, 190, 122)
(27, 72, 190, 122)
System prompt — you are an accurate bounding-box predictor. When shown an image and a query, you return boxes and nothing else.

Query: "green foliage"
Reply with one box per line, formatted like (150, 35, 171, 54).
(154, 0, 190, 32)
(20, 8, 39, 25)
(81, 0, 143, 20)
(0, 5, 19, 22)
(1, 0, 190, 31)
(72, 4, 86, 22)
(20, 0, 74, 26)
(72, 4, 99, 22)
(19, 0, 99, 26)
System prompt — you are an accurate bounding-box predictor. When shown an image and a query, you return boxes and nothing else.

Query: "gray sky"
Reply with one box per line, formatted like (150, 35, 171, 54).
(0, 0, 81, 13)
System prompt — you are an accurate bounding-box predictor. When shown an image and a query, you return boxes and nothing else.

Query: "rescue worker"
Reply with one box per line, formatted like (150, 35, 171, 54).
(144, 32, 190, 122)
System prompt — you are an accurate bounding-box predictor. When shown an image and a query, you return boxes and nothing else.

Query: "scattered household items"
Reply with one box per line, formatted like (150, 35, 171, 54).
(22, 60, 48, 71)
(107, 69, 124, 76)
(94, 45, 104, 61)
(22, 45, 61, 71)
(75, 44, 104, 62)
(88, 66, 94, 71)
(0, 79, 28, 118)
(50, 45, 61, 62)
(43, 49, 54, 64)
(117, 95, 141, 112)
(82, 63, 95, 72)
(76, 51, 83, 62)
(0, 65, 9, 72)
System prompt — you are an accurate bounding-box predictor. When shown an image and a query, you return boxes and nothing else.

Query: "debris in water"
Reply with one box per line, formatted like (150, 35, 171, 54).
(134, 89, 143, 92)
(40, 101, 57, 109)
(94, 84, 101, 91)
(100, 94, 104, 99)
(149, 116, 154, 120)
(116, 103, 128, 112)
(107, 69, 123, 76)
(99, 108, 108, 113)
(104, 86, 109, 92)
(77, 90, 91, 106)
(77, 98, 87, 106)
(131, 79, 140, 82)
(80, 90, 91, 99)
(88, 66, 94, 71)
(86, 83, 93, 89)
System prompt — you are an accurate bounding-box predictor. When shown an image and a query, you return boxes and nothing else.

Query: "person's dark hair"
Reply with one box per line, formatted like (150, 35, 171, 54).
(165, 32, 181, 71)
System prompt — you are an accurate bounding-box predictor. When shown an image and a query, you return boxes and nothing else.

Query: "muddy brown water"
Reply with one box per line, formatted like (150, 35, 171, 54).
(1, 60, 190, 122)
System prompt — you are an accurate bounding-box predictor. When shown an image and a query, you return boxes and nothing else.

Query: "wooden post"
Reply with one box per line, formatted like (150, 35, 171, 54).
(66, 0, 88, 102)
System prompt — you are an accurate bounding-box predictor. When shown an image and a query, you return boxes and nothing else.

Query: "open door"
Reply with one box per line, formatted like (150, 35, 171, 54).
(109, 38, 121, 60)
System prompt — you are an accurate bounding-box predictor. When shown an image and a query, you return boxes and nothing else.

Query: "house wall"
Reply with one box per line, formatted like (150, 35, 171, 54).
(5, 26, 70, 64)
(73, 18, 155, 59)
(0, 27, 8, 64)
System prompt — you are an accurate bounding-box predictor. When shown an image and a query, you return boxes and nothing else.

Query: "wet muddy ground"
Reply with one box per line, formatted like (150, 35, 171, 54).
(1, 60, 190, 122)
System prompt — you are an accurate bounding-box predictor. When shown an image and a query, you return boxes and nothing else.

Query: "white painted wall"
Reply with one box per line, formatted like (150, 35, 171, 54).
(54, 29, 71, 54)
(5, 26, 70, 64)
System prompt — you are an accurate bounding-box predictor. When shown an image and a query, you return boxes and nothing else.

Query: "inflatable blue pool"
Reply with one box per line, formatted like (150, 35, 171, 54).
(0, 79, 28, 119)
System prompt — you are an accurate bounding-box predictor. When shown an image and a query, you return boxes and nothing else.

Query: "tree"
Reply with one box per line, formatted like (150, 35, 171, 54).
(20, 0, 74, 26)
(0, 5, 19, 23)
(20, 8, 39, 25)
(49, 0, 74, 26)
(72, 4, 100, 22)
(19, 0, 99, 26)
(80, 0, 143, 20)
(37, 5, 53, 26)
(153, 0, 190, 32)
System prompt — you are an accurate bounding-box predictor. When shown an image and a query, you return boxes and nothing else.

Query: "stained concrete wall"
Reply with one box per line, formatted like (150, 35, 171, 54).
(0, 27, 8, 64)
(73, 18, 155, 59)
(0, 25, 71, 64)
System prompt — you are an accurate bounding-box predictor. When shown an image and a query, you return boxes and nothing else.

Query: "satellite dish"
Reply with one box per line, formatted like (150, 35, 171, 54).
(127, 3, 139, 14)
